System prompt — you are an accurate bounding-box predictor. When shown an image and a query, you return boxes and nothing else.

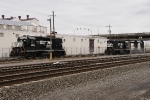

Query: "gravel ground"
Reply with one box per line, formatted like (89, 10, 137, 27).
(39, 65, 150, 100)
(1, 62, 150, 100)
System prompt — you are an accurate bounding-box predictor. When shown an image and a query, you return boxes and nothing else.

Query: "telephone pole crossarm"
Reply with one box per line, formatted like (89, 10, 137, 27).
(106, 24, 112, 34)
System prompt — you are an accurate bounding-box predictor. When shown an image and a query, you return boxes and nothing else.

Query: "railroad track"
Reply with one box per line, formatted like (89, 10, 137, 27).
(0, 55, 150, 87)
(0, 54, 99, 64)
(0, 57, 34, 64)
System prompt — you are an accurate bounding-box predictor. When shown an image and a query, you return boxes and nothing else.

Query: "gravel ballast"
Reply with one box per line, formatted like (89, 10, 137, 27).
(0, 62, 150, 100)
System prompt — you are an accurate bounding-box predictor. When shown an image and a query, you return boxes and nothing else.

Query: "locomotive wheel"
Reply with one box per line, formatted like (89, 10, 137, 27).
(32, 52, 36, 59)
(57, 52, 62, 57)
(38, 52, 42, 58)
(24, 53, 30, 59)
(59, 52, 62, 57)
(105, 50, 109, 55)
(109, 51, 113, 55)
(53, 52, 56, 57)
(56, 52, 59, 57)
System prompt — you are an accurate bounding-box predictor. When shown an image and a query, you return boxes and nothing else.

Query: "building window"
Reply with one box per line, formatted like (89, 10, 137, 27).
(0, 25, 3, 29)
(16, 34, 19, 38)
(64, 39, 65, 42)
(97, 39, 99, 43)
(15, 26, 21, 30)
(81, 39, 83, 42)
(73, 38, 75, 42)
(0, 33, 4, 37)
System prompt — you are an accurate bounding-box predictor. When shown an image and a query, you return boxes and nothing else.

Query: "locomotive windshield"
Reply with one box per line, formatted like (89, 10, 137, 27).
(17, 38, 27, 42)
(12, 37, 27, 47)
(107, 42, 113, 47)
(12, 42, 23, 47)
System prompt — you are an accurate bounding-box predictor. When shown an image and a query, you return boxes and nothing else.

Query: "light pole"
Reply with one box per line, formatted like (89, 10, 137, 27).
(74, 28, 76, 35)
(98, 24, 101, 35)
(87, 29, 92, 35)
(90, 30, 92, 35)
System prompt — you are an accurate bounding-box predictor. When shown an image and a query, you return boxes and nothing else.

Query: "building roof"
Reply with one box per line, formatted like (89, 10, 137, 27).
(0, 19, 34, 26)
(20, 18, 39, 21)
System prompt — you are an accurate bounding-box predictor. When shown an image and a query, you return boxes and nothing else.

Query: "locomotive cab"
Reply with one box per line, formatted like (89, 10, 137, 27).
(10, 36, 36, 57)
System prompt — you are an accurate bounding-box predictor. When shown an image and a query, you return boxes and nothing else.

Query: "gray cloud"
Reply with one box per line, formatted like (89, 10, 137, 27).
(0, 0, 150, 35)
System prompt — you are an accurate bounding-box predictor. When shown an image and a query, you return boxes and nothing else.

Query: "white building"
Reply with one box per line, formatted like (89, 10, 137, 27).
(0, 15, 47, 57)
(56, 34, 107, 55)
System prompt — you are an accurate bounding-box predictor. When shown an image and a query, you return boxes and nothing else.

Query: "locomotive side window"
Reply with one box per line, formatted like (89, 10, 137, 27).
(118, 42, 123, 48)
(107, 42, 113, 47)
(31, 40, 35, 46)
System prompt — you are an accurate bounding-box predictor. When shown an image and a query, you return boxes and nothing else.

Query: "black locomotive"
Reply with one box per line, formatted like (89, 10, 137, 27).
(10, 35, 66, 58)
(105, 40, 130, 55)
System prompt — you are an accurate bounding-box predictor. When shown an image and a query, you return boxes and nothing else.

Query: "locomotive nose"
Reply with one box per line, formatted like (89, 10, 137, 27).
(10, 47, 21, 57)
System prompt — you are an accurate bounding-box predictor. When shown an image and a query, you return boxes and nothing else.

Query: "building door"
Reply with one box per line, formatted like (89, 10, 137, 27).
(89, 39, 94, 52)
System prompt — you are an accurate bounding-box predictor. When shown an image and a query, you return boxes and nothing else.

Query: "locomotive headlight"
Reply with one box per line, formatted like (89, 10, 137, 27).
(17, 42, 23, 47)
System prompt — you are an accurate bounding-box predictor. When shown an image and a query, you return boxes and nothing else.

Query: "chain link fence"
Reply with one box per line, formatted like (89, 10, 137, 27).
(64, 47, 107, 56)
(130, 48, 145, 54)
(0, 47, 107, 58)
(0, 48, 11, 58)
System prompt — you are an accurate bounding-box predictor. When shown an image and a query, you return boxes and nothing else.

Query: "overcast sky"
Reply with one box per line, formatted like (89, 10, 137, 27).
(1, 0, 150, 35)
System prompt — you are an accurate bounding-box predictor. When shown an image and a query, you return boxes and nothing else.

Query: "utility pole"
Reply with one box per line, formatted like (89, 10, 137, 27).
(90, 30, 92, 35)
(52, 11, 56, 33)
(106, 24, 112, 34)
(47, 17, 52, 60)
(48, 11, 56, 60)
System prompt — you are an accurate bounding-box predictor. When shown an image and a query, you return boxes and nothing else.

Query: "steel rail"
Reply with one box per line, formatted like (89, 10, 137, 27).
(0, 55, 150, 87)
